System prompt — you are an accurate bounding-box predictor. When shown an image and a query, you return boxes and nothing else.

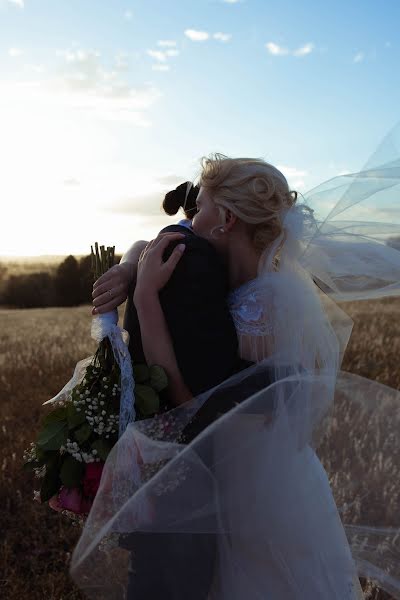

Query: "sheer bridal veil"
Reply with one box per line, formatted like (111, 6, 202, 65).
(71, 123, 400, 599)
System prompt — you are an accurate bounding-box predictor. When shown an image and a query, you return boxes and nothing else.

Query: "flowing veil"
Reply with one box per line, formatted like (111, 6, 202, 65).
(70, 123, 400, 599)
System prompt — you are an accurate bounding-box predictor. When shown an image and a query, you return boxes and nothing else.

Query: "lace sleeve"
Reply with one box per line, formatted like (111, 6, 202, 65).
(228, 280, 274, 363)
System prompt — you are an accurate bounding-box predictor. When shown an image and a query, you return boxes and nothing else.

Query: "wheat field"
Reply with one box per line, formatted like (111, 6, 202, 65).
(1, 300, 400, 599)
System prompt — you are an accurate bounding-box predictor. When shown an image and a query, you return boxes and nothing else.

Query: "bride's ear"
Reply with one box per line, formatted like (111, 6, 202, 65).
(224, 210, 237, 232)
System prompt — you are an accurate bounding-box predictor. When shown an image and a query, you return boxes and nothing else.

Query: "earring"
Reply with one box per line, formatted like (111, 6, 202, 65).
(220, 227, 225, 233)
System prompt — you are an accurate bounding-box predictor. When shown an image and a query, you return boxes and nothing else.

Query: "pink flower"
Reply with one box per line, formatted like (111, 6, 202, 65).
(47, 462, 104, 515)
(82, 461, 104, 498)
(48, 493, 63, 512)
(58, 486, 92, 514)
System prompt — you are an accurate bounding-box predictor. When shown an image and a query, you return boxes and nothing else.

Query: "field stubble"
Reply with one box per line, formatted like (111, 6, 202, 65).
(1, 299, 400, 599)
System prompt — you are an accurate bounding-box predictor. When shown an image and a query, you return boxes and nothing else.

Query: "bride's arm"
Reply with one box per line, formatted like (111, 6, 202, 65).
(134, 232, 192, 407)
(134, 290, 192, 406)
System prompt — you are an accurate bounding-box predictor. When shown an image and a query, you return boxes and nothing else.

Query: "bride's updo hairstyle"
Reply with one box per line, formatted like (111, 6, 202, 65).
(199, 153, 298, 254)
(162, 181, 199, 220)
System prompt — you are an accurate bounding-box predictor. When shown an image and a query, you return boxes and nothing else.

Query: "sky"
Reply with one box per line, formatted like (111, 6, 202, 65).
(1, 0, 400, 257)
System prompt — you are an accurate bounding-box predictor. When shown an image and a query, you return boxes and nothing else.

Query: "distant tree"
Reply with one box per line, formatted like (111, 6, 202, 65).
(78, 255, 93, 304)
(0, 252, 129, 308)
(54, 255, 81, 306)
(0, 264, 7, 282)
(3, 272, 55, 308)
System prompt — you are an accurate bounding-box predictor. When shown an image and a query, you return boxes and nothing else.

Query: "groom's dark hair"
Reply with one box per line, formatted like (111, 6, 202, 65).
(123, 225, 240, 399)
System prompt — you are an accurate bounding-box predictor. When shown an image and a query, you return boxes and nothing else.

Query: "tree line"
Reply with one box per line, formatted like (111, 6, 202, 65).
(0, 254, 121, 309)
(2, 236, 400, 309)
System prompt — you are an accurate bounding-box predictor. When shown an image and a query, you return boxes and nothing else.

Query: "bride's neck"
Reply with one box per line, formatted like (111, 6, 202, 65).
(225, 237, 261, 291)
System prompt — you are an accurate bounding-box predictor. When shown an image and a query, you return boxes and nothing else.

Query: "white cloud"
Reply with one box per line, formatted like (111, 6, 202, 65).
(114, 52, 129, 71)
(165, 48, 179, 57)
(152, 64, 170, 72)
(124, 10, 133, 20)
(147, 49, 168, 63)
(213, 32, 232, 43)
(147, 48, 179, 71)
(49, 48, 162, 124)
(7, 0, 24, 7)
(27, 64, 45, 73)
(266, 42, 315, 57)
(265, 42, 289, 56)
(277, 165, 308, 179)
(157, 40, 177, 48)
(184, 29, 210, 42)
(353, 52, 364, 63)
(8, 47, 23, 57)
(222, 0, 241, 3)
(293, 42, 314, 57)
(276, 165, 308, 190)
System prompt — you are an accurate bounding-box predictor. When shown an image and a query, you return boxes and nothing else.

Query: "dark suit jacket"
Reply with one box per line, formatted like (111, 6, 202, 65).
(123, 225, 240, 399)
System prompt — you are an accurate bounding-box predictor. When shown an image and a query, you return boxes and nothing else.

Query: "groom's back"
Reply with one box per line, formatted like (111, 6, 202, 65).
(123, 225, 239, 397)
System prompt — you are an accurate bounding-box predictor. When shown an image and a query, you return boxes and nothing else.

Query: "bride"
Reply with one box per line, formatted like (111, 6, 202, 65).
(71, 125, 400, 599)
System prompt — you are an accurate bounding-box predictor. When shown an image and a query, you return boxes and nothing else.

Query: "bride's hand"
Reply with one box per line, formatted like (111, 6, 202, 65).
(134, 233, 186, 303)
(92, 263, 132, 315)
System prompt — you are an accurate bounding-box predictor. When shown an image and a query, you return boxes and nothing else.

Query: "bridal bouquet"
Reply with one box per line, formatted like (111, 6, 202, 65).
(23, 243, 168, 521)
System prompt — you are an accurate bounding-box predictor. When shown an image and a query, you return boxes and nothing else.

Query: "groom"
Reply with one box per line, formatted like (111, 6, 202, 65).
(123, 223, 242, 400)
(122, 223, 246, 600)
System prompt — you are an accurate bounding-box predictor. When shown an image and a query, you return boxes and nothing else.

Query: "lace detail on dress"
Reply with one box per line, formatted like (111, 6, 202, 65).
(228, 278, 273, 337)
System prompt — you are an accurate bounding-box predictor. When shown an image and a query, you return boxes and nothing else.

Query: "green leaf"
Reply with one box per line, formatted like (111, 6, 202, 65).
(91, 438, 112, 461)
(42, 406, 68, 427)
(23, 460, 37, 472)
(149, 365, 168, 393)
(133, 364, 149, 383)
(37, 422, 68, 451)
(28, 449, 58, 469)
(67, 402, 87, 428)
(74, 423, 92, 444)
(40, 472, 61, 503)
(135, 384, 160, 416)
(60, 455, 85, 488)
(40, 458, 61, 503)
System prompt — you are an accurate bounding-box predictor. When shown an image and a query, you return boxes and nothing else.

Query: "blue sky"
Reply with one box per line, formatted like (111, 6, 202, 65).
(1, 0, 399, 255)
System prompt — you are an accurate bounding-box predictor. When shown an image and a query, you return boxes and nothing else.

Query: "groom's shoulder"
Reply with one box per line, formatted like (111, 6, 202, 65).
(160, 224, 219, 257)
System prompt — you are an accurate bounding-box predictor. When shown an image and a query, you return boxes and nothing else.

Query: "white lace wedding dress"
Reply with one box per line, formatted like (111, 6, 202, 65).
(203, 279, 365, 599)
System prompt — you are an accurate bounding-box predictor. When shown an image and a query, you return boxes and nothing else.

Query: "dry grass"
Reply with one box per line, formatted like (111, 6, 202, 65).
(0, 300, 399, 599)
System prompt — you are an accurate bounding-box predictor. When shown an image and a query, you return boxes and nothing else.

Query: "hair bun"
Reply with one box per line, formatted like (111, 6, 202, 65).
(162, 181, 199, 219)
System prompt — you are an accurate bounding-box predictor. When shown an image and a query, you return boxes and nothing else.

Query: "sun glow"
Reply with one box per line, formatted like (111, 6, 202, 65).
(1, 81, 174, 256)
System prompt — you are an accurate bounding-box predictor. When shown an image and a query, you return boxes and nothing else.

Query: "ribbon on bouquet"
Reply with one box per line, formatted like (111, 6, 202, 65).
(91, 310, 136, 437)
(44, 310, 136, 439)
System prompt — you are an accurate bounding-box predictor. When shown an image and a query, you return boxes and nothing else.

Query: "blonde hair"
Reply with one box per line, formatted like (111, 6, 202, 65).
(199, 153, 298, 259)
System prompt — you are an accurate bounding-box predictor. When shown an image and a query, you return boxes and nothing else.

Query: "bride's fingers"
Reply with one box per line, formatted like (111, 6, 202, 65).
(163, 243, 186, 273)
(92, 286, 126, 309)
(93, 268, 117, 290)
(151, 236, 186, 260)
(139, 233, 186, 263)
(152, 232, 185, 248)
(143, 232, 183, 252)
(92, 293, 126, 315)
(92, 280, 124, 300)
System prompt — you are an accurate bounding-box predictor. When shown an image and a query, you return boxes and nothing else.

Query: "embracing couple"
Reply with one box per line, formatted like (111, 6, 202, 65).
(76, 153, 368, 599)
